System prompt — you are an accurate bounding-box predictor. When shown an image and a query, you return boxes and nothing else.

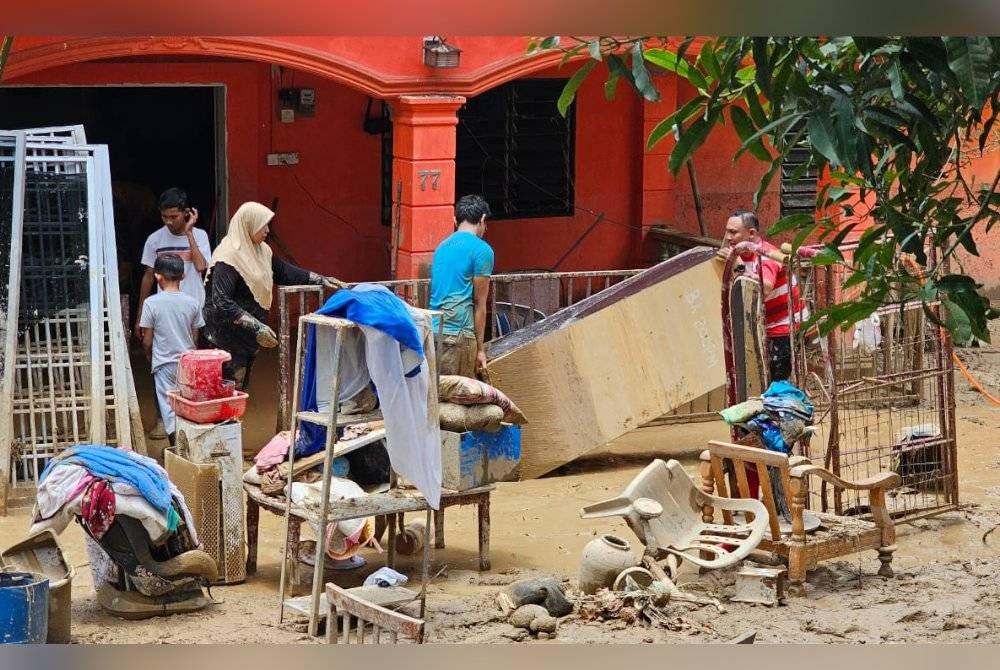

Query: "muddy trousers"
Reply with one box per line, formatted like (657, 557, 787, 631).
(767, 336, 792, 382)
(222, 352, 256, 392)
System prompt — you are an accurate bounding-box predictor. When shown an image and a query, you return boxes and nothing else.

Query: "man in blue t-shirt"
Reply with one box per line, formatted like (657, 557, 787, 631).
(429, 194, 495, 379)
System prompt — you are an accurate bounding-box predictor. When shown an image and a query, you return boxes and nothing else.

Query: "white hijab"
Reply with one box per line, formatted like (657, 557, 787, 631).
(208, 202, 275, 310)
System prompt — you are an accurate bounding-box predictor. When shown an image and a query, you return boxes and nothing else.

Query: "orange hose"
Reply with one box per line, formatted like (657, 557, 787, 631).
(952, 351, 1000, 405)
(898, 256, 1000, 406)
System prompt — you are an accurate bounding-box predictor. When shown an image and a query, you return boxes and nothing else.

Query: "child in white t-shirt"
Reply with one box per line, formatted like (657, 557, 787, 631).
(139, 253, 205, 445)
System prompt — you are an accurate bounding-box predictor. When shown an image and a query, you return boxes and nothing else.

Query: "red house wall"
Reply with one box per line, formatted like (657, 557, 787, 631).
(5, 55, 649, 278)
(2, 36, 795, 281)
(7, 61, 388, 281)
(669, 80, 779, 239)
(962, 149, 1000, 295)
(485, 65, 643, 273)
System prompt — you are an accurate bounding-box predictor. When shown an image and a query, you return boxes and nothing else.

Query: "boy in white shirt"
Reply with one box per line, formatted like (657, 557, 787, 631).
(139, 254, 205, 446)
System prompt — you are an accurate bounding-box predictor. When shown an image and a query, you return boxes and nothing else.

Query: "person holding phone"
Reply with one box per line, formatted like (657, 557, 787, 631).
(135, 187, 212, 439)
(135, 187, 212, 340)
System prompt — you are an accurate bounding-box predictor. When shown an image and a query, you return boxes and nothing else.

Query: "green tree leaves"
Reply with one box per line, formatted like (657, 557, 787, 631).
(535, 35, 1000, 340)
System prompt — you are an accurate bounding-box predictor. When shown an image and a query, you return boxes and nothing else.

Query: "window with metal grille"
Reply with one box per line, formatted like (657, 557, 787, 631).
(779, 118, 818, 218)
(455, 79, 575, 220)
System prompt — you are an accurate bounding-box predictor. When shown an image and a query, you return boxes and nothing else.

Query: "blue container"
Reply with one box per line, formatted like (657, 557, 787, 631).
(0, 572, 49, 644)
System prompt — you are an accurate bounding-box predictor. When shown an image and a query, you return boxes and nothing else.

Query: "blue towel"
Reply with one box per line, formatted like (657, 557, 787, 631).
(747, 417, 790, 454)
(763, 380, 813, 410)
(318, 284, 423, 357)
(41, 445, 176, 522)
(297, 284, 423, 458)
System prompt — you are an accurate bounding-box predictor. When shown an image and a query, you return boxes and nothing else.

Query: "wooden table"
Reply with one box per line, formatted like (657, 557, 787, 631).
(244, 482, 494, 578)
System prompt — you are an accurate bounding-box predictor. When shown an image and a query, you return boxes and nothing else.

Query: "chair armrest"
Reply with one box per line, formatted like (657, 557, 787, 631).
(788, 455, 812, 468)
(693, 487, 766, 514)
(789, 464, 901, 491)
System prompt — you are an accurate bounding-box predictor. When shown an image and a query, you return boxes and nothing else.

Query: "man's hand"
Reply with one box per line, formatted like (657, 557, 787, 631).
(476, 349, 488, 373)
(134, 323, 143, 341)
(183, 207, 199, 235)
(716, 245, 733, 262)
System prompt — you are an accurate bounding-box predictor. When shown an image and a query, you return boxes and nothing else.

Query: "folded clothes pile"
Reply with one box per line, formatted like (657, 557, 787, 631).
(718, 380, 814, 455)
(32, 445, 196, 545)
(31, 445, 201, 590)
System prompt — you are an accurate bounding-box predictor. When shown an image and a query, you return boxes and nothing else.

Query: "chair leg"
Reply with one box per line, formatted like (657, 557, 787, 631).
(288, 516, 303, 594)
(877, 544, 897, 578)
(434, 509, 445, 549)
(478, 496, 491, 571)
(245, 498, 259, 575)
(787, 546, 807, 595)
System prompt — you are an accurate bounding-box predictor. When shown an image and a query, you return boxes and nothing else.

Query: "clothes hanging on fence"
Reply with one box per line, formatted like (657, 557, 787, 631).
(298, 284, 442, 509)
(720, 381, 815, 523)
(852, 313, 882, 353)
(762, 380, 814, 422)
(720, 381, 814, 454)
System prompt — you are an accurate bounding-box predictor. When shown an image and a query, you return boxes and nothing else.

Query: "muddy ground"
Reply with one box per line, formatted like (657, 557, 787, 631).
(1, 330, 998, 644)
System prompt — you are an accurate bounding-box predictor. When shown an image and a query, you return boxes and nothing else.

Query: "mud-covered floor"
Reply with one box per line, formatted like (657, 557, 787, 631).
(1, 333, 998, 644)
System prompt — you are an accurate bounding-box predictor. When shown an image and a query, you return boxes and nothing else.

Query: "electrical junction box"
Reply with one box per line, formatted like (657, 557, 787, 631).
(298, 88, 315, 115)
(278, 87, 315, 117)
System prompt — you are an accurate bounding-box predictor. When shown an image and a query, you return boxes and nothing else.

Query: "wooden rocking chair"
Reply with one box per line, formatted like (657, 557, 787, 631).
(581, 459, 770, 577)
(700, 440, 901, 592)
(325, 583, 425, 644)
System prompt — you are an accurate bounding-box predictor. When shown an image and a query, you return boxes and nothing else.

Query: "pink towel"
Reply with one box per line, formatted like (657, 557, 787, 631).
(254, 431, 292, 473)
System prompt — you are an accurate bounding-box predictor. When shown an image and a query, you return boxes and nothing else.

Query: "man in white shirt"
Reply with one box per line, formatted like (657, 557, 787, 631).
(134, 187, 212, 340)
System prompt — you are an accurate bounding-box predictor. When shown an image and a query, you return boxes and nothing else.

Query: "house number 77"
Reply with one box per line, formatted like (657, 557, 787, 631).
(417, 169, 442, 191)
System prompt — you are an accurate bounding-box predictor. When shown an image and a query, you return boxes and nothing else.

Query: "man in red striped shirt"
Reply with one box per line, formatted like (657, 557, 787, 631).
(718, 210, 809, 382)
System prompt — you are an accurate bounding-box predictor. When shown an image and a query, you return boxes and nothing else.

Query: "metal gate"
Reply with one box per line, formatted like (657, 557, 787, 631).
(721, 241, 958, 522)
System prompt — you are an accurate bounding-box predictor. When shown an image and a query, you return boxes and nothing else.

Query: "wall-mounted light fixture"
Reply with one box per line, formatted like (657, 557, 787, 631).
(423, 36, 461, 68)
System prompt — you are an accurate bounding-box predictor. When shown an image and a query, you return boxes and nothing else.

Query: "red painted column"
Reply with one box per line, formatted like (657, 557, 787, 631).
(637, 74, 679, 264)
(388, 95, 465, 280)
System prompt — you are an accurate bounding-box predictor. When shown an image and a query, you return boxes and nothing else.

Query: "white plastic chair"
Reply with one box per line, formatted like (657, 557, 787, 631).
(581, 459, 769, 574)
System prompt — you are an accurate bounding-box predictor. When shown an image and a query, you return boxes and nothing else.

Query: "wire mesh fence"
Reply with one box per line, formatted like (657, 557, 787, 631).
(791, 254, 958, 522)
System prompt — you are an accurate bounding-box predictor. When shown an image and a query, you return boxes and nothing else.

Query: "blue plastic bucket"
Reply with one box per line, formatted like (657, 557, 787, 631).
(0, 572, 49, 644)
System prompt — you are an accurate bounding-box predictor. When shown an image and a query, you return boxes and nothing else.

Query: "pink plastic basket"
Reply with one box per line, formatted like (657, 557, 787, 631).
(167, 389, 248, 424)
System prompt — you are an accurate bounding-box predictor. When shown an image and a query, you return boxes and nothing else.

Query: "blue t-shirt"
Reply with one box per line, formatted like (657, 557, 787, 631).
(429, 231, 495, 336)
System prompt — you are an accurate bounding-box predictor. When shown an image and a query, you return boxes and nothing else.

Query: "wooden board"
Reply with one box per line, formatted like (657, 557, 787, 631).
(485, 248, 726, 478)
(731, 275, 766, 402)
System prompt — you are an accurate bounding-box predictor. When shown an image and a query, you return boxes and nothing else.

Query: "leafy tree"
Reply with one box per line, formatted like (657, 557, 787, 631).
(535, 36, 1000, 342)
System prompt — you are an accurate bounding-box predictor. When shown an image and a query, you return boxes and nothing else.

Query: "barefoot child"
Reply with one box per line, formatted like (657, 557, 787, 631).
(139, 253, 205, 445)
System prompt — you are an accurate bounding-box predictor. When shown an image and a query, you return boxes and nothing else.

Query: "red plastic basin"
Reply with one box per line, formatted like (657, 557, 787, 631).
(167, 389, 248, 424)
(177, 349, 232, 402)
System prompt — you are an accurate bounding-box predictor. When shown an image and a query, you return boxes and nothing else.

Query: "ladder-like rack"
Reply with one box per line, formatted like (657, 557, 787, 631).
(277, 309, 441, 637)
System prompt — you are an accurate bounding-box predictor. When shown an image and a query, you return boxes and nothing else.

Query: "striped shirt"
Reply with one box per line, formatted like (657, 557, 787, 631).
(141, 226, 212, 307)
(739, 241, 809, 337)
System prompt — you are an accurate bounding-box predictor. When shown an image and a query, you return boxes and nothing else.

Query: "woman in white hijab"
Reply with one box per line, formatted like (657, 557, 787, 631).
(202, 202, 346, 390)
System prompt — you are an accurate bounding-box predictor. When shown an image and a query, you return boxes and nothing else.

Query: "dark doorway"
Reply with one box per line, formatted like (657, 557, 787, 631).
(0, 85, 221, 322)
